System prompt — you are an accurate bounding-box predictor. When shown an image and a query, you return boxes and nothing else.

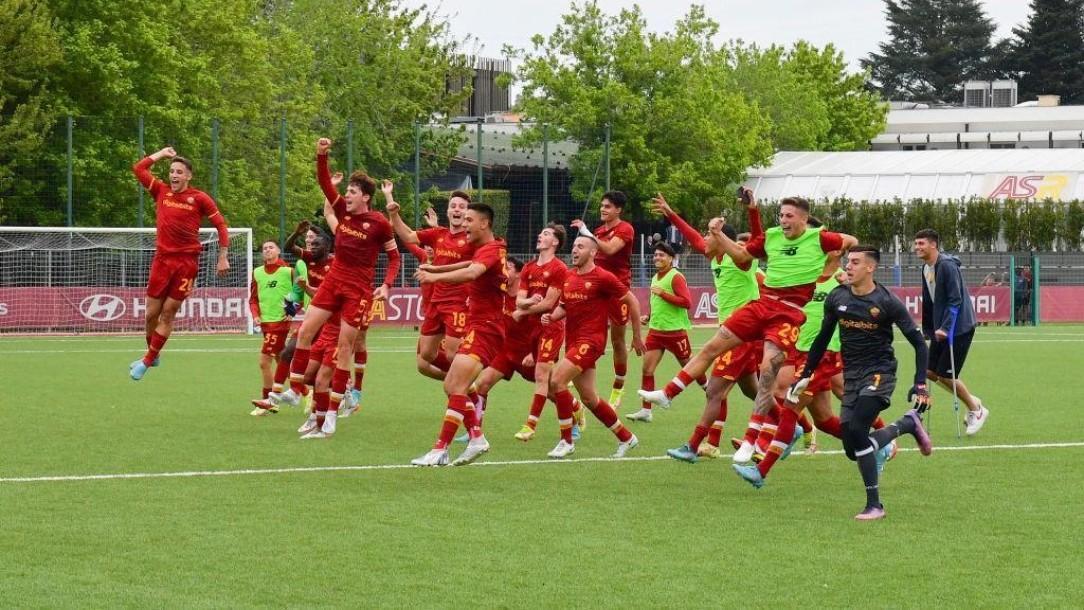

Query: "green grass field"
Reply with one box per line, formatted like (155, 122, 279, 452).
(3, 325, 1084, 607)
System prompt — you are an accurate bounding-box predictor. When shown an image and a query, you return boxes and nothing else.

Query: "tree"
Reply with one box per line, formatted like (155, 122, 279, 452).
(861, 0, 1002, 103)
(0, 0, 62, 225)
(506, 3, 775, 220)
(1008, 0, 1084, 104)
(730, 41, 887, 151)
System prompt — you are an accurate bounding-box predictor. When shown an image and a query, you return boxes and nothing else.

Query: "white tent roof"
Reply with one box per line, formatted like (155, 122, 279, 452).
(744, 150, 1084, 202)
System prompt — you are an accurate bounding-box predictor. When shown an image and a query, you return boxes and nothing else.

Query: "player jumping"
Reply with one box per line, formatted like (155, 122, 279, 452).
(130, 147, 230, 380)
(640, 194, 857, 486)
(269, 138, 400, 439)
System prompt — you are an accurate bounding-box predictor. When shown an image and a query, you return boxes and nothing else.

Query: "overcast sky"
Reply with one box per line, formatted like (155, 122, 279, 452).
(408, 0, 1032, 73)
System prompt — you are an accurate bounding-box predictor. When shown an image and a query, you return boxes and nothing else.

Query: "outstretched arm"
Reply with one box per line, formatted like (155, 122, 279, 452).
(416, 261, 487, 285)
(383, 181, 421, 245)
(315, 138, 342, 208)
(286, 220, 311, 258)
(710, 219, 754, 267)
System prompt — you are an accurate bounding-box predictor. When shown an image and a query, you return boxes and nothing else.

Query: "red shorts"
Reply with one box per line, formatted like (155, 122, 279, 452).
(420, 301, 468, 338)
(645, 329, 692, 360)
(309, 322, 341, 369)
(712, 340, 763, 380)
(796, 351, 843, 396)
(608, 299, 631, 326)
(536, 322, 565, 364)
(457, 324, 504, 368)
(260, 321, 291, 356)
(565, 338, 605, 371)
(309, 280, 373, 329)
(722, 298, 806, 360)
(146, 253, 199, 301)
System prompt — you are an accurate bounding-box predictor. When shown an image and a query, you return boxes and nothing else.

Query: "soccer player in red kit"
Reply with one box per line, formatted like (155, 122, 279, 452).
(387, 190, 474, 381)
(269, 138, 400, 439)
(130, 147, 230, 380)
(411, 203, 507, 467)
(640, 195, 857, 485)
(570, 191, 635, 408)
(543, 235, 646, 459)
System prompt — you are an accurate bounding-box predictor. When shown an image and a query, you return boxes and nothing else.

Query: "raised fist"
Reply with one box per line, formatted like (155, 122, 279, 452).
(316, 138, 332, 155)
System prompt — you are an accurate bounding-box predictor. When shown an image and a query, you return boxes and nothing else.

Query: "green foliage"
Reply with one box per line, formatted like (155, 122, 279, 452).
(0, 0, 62, 224)
(0, 0, 471, 241)
(861, 0, 1003, 103)
(420, 188, 511, 238)
(752, 197, 1080, 252)
(1007, 0, 1084, 104)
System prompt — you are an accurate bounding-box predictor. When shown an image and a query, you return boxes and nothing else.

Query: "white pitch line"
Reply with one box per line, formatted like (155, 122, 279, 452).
(3, 441, 1083, 484)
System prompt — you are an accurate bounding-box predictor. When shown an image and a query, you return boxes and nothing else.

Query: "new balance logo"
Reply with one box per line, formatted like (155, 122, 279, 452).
(780, 246, 799, 256)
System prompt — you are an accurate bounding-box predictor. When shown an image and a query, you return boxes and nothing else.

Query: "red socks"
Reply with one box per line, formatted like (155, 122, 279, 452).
(288, 347, 311, 393)
(273, 356, 291, 387)
(818, 415, 843, 439)
(613, 362, 627, 390)
(873, 417, 886, 430)
(261, 387, 270, 399)
(314, 391, 329, 426)
(435, 394, 471, 449)
(664, 370, 696, 399)
(353, 350, 367, 390)
(757, 404, 798, 477)
(640, 373, 654, 410)
(742, 413, 765, 445)
(591, 399, 633, 442)
(329, 368, 350, 413)
(526, 393, 546, 429)
(689, 424, 710, 449)
(142, 331, 168, 366)
(554, 390, 576, 443)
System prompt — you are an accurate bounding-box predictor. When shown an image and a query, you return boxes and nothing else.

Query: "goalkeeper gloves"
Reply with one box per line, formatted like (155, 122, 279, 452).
(785, 377, 810, 404)
(908, 383, 930, 413)
(284, 299, 300, 318)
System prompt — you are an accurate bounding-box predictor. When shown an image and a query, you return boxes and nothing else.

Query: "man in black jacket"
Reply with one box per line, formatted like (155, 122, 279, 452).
(913, 229, 989, 436)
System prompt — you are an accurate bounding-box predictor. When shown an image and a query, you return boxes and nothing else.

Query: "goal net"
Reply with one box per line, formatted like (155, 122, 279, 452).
(0, 227, 253, 334)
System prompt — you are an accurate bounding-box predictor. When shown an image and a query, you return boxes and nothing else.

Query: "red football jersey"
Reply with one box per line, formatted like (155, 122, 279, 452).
(520, 257, 568, 329)
(593, 220, 635, 288)
(466, 239, 508, 325)
(133, 157, 229, 255)
(403, 242, 434, 305)
(417, 227, 474, 306)
(561, 265, 626, 348)
(301, 251, 334, 290)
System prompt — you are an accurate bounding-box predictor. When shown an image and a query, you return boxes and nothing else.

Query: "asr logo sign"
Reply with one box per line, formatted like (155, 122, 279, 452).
(986, 174, 1074, 200)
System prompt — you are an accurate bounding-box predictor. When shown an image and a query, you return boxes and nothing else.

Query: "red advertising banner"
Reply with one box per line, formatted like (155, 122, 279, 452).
(0, 287, 249, 332)
(0, 283, 1065, 333)
(1041, 287, 1084, 322)
(629, 286, 1012, 325)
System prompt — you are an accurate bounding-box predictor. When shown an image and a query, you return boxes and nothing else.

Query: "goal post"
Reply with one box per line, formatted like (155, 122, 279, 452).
(0, 227, 254, 335)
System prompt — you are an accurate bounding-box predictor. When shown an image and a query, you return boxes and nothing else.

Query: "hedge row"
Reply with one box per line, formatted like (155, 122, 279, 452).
(706, 197, 1084, 252)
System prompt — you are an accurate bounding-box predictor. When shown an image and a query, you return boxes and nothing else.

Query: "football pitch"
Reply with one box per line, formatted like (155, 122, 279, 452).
(3, 326, 1083, 607)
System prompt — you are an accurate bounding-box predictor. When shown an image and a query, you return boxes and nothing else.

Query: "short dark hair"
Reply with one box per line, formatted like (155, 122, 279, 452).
(736, 231, 751, 242)
(807, 216, 823, 228)
(850, 244, 881, 263)
(508, 256, 525, 272)
(348, 170, 376, 196)
(780, 196, 811, 214)
(602, 190, 627, 210)
(654, 241, 677, 257)
(468, 202, 495, 226)
(914, 228, 940, 245)
(450, 190, 472, 203)
(171, 156, 193, 172)
(721, 224, 738, 241)
(546, 222, 567, 248)
(309, 228, 331, 248)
